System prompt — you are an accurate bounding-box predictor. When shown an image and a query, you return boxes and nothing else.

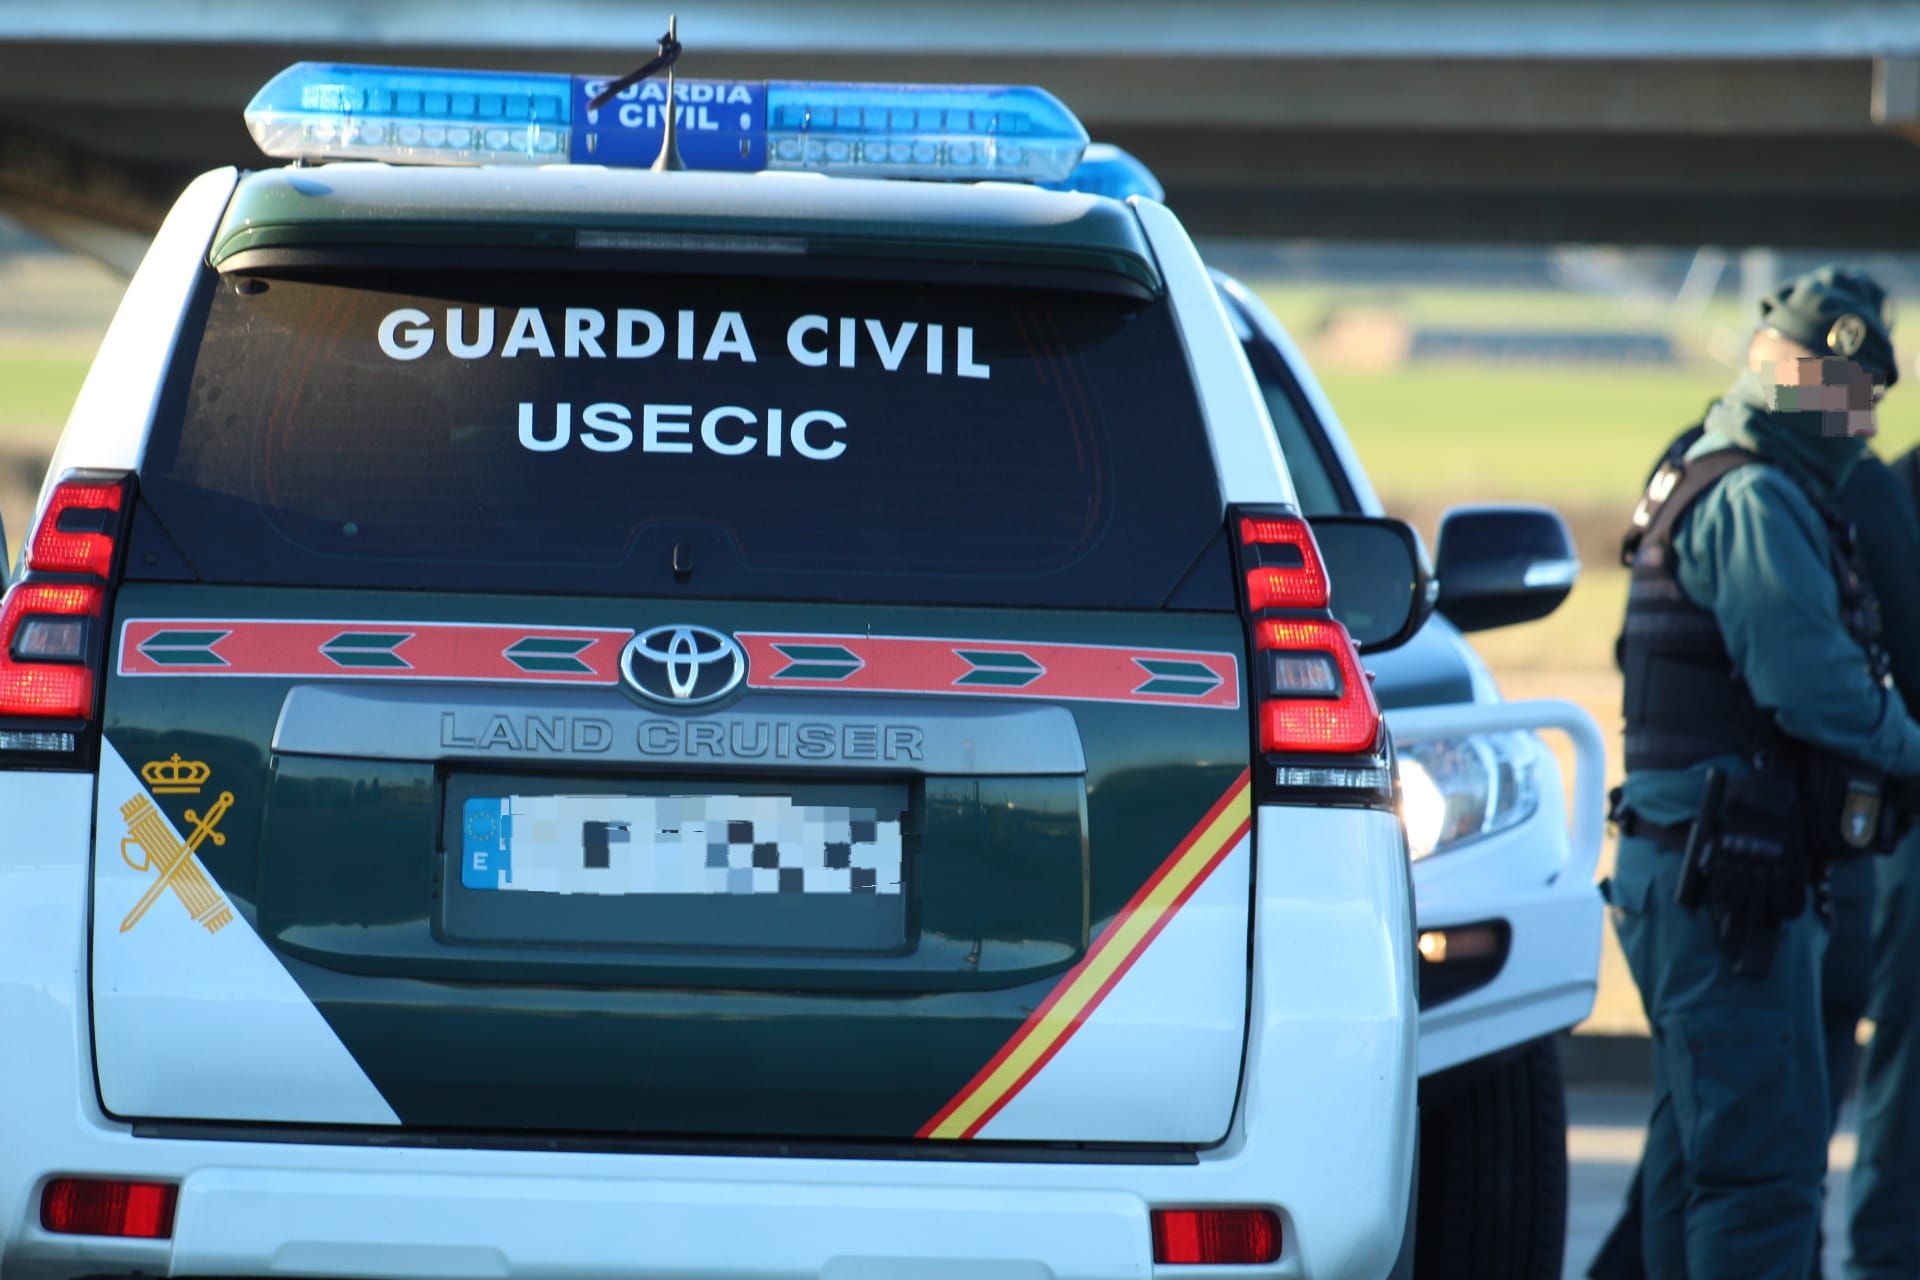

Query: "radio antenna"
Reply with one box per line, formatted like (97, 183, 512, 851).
(652, 16, 686, 172)
(584, 16, 685, 171)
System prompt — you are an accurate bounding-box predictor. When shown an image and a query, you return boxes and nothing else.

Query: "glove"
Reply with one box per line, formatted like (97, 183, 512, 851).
(1700, 771, 1808, 979)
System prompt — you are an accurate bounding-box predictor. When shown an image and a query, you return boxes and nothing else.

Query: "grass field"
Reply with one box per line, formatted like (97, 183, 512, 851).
(0, 253, 121, 551)
(1254, 284, 1920, 511)
(0, 346, 96, 438)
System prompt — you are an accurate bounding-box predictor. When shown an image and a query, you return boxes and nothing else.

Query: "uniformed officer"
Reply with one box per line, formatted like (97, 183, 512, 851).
(1847, 442, 1920, 1280)
(1592, 444, 1920, 1280)
(1607, 265, 1920, 1280)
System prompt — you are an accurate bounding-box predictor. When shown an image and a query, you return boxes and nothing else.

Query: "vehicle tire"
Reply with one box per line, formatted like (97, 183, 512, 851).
(1412, 1035, 1568, 1280)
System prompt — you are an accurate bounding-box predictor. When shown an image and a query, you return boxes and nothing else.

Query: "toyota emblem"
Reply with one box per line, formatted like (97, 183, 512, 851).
(620, 625, 748, 706)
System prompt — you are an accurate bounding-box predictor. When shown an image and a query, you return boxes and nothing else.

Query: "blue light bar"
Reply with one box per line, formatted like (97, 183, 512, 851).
(1045, 143, 1165, 202)
(244, 63, 1089, 183)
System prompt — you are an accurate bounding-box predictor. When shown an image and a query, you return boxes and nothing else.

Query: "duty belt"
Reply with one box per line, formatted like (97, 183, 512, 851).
(1608, 787, 1692, 852)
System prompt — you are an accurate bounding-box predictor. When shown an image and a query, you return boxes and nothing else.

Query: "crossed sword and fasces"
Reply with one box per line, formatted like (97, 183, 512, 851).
(119, 790, 235, 934)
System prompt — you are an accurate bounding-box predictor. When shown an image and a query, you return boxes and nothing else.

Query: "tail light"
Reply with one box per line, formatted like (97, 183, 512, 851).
(29, 480, 125, 578)
(1233, 506, 1390, 804)
(0, 471, 132, 758)
(1151, 1208, 1283, 1265)
(41, 1177, 178, 1239)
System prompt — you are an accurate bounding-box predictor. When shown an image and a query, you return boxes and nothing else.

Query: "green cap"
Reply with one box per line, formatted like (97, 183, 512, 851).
(1759, 264, 1899, 388)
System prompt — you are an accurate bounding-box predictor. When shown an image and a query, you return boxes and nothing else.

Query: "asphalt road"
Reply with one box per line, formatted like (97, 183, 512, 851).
(1566, 1086, 1856, 1279)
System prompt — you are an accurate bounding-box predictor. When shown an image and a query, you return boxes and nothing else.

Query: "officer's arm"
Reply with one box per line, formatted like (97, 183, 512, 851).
(1677, 467, 1920, 775)
(1840, 455, 1920, 710)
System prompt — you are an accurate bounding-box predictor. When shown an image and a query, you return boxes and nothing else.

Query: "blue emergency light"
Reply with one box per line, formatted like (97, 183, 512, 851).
(1046, 143, 1165, 202)
(244, 62, 1089, 183)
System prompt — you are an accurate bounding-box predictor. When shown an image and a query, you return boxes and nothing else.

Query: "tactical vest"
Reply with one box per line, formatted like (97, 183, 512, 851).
(1618, 442, 1887, 774)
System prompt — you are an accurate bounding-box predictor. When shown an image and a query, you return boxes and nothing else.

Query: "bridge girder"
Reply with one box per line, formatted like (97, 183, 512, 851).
(6, 2, 1920, 254)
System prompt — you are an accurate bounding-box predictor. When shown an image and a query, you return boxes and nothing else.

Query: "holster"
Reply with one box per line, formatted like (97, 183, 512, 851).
(1676, 766, 1806, 979)
(1673, 770, 1723, 912)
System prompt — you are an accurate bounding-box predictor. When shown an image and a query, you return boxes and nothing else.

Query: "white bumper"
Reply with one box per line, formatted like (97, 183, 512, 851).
(1388, 699, 1608, 1077)
(1, 773, 1413, 1280)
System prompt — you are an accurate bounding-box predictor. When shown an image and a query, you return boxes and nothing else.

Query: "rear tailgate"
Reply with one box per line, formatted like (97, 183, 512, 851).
(91, 245, 1256, 1144)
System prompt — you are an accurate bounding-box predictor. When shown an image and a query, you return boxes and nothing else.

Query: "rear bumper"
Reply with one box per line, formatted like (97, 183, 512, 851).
(33, 1166, 1154, 1280)
(2, 771, 1414, 1280)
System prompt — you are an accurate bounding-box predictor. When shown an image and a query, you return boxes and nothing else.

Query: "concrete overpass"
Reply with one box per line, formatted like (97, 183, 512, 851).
(6, 0, 1920, 270)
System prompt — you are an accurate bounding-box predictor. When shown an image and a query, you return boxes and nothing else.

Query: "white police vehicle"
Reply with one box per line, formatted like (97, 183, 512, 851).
(0, 64, 1594, 1280)
(1063, 145, 1606, 1275)
(1219, 276, 1606, 1276)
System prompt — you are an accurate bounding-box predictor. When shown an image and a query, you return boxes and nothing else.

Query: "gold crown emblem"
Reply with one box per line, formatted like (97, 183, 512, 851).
(141, 754, 211, 795)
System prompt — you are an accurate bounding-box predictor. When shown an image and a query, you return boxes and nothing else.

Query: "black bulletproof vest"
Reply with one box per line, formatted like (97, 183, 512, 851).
(1617, 442, 1886, 774)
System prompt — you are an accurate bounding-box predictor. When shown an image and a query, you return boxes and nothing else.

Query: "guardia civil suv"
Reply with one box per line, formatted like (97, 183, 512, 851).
(0, 62, 1539, 1280)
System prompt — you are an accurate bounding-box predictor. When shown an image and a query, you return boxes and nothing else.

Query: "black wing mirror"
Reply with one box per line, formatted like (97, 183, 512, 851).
(1434, 505, 1579, 632)
(1309, 515, 1434, 655)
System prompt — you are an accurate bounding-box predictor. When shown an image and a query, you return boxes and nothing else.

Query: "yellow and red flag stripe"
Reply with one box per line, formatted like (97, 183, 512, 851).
(918, 768, 1255, 1140)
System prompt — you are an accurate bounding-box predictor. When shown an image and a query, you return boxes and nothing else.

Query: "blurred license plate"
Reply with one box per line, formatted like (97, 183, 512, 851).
(461, 794, 902, 897)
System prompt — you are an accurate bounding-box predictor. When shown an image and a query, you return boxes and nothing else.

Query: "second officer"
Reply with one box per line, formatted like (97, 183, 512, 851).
(1609, 265, 1920, 1280)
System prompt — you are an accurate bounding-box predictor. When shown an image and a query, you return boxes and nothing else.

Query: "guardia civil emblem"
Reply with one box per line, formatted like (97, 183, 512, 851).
(1828, 313, 1868, 359)
(121, 755, 234, 934)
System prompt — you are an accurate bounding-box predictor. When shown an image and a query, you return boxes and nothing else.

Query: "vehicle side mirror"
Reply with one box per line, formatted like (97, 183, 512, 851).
(1434, 505, 1579, 632)
(1310, 515, 1434, 655)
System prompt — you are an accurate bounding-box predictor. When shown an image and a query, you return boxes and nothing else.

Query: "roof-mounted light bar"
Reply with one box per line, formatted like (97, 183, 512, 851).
(244, 63, 1089, 183)
(1045, 143, 1165, 202)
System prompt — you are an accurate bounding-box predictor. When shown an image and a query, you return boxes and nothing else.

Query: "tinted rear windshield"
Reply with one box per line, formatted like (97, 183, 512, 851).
(139, 265, 1224, 608)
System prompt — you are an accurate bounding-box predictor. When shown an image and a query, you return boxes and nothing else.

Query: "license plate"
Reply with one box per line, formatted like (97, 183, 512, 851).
(461, 794, 903, 897)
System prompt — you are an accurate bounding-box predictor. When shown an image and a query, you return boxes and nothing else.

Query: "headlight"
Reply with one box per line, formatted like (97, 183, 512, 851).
(1396, 731, 1542, 860)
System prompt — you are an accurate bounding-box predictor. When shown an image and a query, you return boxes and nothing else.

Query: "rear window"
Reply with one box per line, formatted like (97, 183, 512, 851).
(139, 266, 1225, 608)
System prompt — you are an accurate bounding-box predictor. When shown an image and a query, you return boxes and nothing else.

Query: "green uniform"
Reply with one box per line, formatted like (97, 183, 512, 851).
(1609, 377, 1920, 1280)
(1590, 454, 1901, 1280)
(1845, 451, 1920, 1280)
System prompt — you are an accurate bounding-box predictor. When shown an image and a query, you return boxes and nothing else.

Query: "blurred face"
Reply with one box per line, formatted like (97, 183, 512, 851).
(1747, 329, 1885, 438)
(1769, 356, 1879, 438)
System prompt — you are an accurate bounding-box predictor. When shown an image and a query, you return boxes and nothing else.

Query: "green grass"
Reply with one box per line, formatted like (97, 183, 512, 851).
(1245, 280, 1920, 513)
(1316, 364, 1920, 518)
(1316, 364, 1729, 507)
(0, 348, 94, 441)
(0, 253, 119, 446)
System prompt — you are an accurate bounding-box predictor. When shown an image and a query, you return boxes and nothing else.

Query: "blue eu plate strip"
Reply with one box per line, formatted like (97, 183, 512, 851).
(461, 798, 512, 891)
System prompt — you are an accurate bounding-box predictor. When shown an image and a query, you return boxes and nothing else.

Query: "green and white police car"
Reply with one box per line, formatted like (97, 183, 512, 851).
(0, 63, 1584, 1280)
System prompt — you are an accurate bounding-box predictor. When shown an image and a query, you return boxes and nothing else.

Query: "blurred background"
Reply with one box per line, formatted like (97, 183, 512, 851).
(10, 0, 1920, 1044)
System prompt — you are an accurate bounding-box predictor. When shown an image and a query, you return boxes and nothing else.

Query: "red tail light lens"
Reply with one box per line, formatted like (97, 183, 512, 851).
(0, 475, 128, 739)
(1151, 1208, 1282, 1265)
(28, 481, 125, 579)
(0, 583, 103, 718)
(1254, 618, 1380, 756)
(41, 1177, 177, 1239)
(1234, 504, 1389, 798)
(1239, 514, 1328, 610)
